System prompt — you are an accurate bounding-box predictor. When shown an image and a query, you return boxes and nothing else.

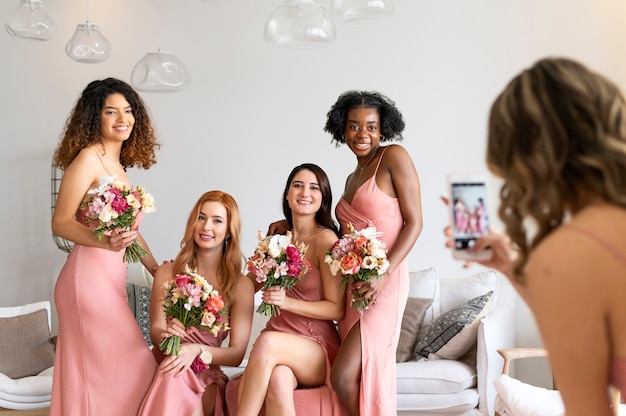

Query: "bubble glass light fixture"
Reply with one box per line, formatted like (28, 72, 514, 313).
(264, 0, 336, 48)
(330, 0, 394, 23)
(5, 0, 56, 41)
(65, 22, 111, 63)
(131, 50, 191, 93)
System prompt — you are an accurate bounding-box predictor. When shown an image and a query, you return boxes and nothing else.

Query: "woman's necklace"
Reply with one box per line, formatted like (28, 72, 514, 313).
(354, 148, 379, 187)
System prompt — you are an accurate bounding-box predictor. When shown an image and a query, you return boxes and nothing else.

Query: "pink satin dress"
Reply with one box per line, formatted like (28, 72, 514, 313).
(225, 249, 348, 415)
(138, 328, 230, 416)
(50, 170, 157, 415)
(335, 146, 409, 415)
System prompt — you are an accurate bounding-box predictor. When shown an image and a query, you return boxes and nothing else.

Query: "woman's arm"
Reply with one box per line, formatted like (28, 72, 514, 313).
(383, 144, 423, 275)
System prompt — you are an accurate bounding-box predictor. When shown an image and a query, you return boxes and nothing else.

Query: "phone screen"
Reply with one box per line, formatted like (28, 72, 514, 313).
(450, 180, 489, 252)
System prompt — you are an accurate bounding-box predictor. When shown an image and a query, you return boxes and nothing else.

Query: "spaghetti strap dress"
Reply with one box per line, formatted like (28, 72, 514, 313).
(225, 238, 347, 415)
(335, 146, 409, 415)
(138, 327, 230, 416)
(50, 152, 157, 416)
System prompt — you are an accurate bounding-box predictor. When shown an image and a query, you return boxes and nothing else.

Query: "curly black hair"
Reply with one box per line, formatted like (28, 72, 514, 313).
(323, 90, 405, 146)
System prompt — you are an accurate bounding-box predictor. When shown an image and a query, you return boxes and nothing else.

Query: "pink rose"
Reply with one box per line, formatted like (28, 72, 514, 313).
(205, 293, 225, 315)
(354, 236, 368, 254)
(175, 274, 191, 287)
(340, 251, 362, 275)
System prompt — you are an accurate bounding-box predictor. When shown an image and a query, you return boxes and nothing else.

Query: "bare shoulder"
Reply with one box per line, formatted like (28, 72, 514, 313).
(152, 262, 174, 288)
(382, 144, 411, 161)
(235, 273, 254, 297)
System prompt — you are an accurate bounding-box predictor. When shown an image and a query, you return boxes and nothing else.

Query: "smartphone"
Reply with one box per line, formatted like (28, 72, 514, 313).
(447, 172, 492, 260)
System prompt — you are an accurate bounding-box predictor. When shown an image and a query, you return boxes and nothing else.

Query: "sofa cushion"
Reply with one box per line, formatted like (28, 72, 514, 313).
(396, 297, 433, 362)
(407, 268, 440, 325)
(415, 291, 493, 360)
(494, 374, 565, 415)
(0, 309, 55, 379)
(396, 359, 476, 394)
(439, 270, 499, 314)
(126, 282, 152, 346)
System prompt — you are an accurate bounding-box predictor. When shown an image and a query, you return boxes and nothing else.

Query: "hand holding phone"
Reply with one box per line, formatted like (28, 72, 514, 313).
(447, 172, 492, 261)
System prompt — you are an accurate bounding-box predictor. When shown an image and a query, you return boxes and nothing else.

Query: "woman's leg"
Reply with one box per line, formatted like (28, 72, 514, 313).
(200, 383, 217, 416)
(237, 331, 326, 416)
(264, 365, 298, 416)
(331, 322, 362, 416)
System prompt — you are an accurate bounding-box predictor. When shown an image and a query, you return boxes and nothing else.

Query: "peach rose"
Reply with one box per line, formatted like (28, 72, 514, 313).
(340, 251, 362, 275)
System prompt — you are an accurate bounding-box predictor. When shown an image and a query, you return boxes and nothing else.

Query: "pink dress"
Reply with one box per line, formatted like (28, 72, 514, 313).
(335, 146, 409, 415)
(138, 328, 230, 416)
(225, 251, 347, 415)
(51, 182, 157, 415)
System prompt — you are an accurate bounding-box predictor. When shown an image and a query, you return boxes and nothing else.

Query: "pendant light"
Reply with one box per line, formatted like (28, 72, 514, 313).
(130, 0, 190, 92)
(131, 50, 191, 93)
(330, 0, 394, 23)
(264, 0, 336, 49)
(65, 0, 111, 63)
(5, 0, 56, 41)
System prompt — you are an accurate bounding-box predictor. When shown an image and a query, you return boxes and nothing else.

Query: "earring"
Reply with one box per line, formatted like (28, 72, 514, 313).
(380, 134, 385, 140)
(341, 134, 345, 141)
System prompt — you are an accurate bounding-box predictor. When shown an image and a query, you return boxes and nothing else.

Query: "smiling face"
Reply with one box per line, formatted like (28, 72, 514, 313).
(194, 200, 229, 250)
(100, 93, 135, 143)
(286, 169, 323, 218)
(344, 106, 381, 158)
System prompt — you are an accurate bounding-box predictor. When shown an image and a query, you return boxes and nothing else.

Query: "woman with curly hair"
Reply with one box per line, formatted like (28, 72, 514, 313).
(139, 190, 254, 416)
(324, 91, 423, 415)
(451, 57, 626, 415)
(51, 78, 161, 415)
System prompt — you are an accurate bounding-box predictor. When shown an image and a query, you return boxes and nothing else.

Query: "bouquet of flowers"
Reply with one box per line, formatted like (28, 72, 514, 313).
(324, 223, 390, 310)
(246, 231, 311, 317)
(81, 174, 156, 263)
(159, 266, 230, 373)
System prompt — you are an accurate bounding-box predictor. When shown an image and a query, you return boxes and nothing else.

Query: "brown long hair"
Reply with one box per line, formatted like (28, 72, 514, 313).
(487, 57, 626, 282)
(172, 191, 245, 303)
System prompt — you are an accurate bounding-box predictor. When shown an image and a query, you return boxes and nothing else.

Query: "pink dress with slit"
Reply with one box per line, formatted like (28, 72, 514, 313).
(51, 157, 157, 415)
(335, 146, 409, 415)
(225, 247, 348, 415)
(138, 328, 230, 416)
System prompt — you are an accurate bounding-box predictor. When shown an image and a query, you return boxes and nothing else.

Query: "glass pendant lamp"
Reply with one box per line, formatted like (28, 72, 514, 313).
(330, 0, 394, 22)
(5, 0, 56, 41)
(65, 22, 111, 63)
(65, 0, 111, 63)
(131, 0, 191, 93)
(264, 0, 336, 48)
(131, 50, 191, 93)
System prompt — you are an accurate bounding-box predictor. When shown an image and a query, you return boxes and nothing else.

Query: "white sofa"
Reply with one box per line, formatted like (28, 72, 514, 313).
(222, 268, 516, 416)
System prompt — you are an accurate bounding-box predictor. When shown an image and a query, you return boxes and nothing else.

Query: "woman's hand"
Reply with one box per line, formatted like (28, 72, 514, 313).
(107, 228, 138, 252)
(158, 343, 200, 377)
(160, 318, 187, 342)
(262, 286, 288, 309)
(267, 219, 290, 236)
(349, 275, 386, 306)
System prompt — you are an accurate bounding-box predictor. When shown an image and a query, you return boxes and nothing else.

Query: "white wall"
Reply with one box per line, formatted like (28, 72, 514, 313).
(3, 0, 626, 387)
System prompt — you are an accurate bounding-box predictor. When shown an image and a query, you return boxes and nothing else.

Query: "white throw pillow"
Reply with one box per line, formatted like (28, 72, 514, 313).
(407, 268, 440, 325)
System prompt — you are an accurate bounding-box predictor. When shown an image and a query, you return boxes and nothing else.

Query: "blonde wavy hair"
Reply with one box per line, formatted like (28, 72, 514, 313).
(172, 191, 245, 304)
(487, 57, 626, 282)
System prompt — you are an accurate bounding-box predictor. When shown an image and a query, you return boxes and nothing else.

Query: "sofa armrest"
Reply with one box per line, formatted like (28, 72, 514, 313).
(476, 300, 515, 416)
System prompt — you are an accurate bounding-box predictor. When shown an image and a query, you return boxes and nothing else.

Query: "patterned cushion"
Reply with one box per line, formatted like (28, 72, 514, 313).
(126, 283, 152, 347)
(415, 291, 493, 360)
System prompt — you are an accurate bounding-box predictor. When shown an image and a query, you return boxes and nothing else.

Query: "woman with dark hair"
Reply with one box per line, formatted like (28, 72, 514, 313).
(139, 190, 254, 416)
(449, 57, 626, 416)
(51, 78, 161, 415)
(229, 163, 348, 416)
(325, 90, 423, 415)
